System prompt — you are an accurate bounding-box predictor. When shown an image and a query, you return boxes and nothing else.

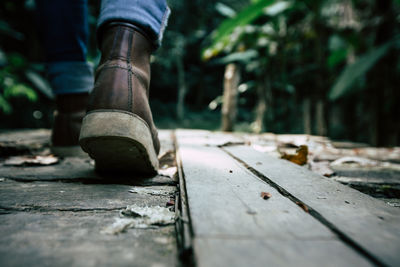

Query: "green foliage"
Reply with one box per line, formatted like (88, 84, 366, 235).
(202, 0, 277, 60)
(215, 2, 236, 18)
(0, 0, 398, 145)
(328, 48, 347, 68)
(213, 49, 258, 64)
(0, 94, 12, 114)
(198, 0, 400, 145)
(0, 51, 38, 114)
(263, 1, 291, 16)
(0, 0, 49, 118)
(4, 84, 37, 101)
(0, 73, 38, 114)
(328, 41, 394, 101)
(7, 53, 26, 68)
(25, 70, 53, 99)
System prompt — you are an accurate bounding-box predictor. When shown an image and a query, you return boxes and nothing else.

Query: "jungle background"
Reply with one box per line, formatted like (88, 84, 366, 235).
(0, 0, 399, 146)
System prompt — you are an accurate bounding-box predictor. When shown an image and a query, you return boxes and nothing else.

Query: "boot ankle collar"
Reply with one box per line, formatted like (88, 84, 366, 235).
(98, 22, 156, 52)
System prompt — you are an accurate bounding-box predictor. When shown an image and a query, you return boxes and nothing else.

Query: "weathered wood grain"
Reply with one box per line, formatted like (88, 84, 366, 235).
(175, 131, 372, 266)
(0, 180, 175, 211)
(0, 129, 179, 267)
(0, 159, 176, 185)
(194, 238, 371, 267)
(225, 145, 400, 267)
(0, 211, 177, 267)
(0, 129, 50, 156)
(176, 129, 244, 147)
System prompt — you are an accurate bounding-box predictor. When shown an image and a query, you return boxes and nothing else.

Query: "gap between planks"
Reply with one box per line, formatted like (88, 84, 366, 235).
(175, 131, 374, 267)
(223, 145, 400, 267)
(221, 147, 383, 266)
(172, 130, 196, 266)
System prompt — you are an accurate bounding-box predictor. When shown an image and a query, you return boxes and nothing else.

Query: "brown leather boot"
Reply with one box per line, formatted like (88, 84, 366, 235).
(51, 93, 88, 157)
(79, 24, 160, 175)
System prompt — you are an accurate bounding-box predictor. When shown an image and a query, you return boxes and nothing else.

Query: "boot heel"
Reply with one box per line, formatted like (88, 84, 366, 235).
(79, 110, 159, 175)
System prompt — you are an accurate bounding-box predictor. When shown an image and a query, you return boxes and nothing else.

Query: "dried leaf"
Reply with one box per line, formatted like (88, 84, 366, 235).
(260, 192, 272, 199)
(281, 145, 308, 165)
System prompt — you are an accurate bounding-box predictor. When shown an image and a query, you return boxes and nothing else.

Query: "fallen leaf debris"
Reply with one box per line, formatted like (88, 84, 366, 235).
(3, 155, 59, 166)
(158, 166, 177, 179)
(102, 204, 176, 235)
(281, 145, 308, 166)
(261, 192, 272, 199)
(128, 187, 174, 197)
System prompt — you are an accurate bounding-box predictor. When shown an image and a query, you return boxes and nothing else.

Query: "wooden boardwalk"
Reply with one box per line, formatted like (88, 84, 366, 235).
(175, 130, 400, 267)
(0, 129, 399, 266)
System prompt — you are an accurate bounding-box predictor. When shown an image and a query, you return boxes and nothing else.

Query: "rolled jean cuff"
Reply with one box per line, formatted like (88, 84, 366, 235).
(47, 61, 94, 95)
(97, 0, 170, 49)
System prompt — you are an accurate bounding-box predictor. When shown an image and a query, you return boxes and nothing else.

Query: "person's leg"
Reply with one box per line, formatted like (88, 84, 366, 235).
(36, 0, 93, 95)
(36, 0, 93, 155)
(97, 0, 170, 48)
(79, 0, 170, 174)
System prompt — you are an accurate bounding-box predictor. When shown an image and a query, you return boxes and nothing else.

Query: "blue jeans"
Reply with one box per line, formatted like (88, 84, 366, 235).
(36, 0, 170, 95)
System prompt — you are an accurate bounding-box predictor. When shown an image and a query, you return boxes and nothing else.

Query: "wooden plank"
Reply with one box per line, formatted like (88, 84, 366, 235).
(176, 129, 244, 147)
(0, 212, 177, 267)
(0, 129, 50, 156)
(225, 145, 400, 267)
(0, 180, 175, 211)
(194, 238, 372, 267)
(0, 129, 179, 267)
(175, 131, 372, 266)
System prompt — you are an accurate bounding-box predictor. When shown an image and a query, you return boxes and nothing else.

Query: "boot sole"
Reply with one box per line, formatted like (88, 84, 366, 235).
(79, 110, 159, 175)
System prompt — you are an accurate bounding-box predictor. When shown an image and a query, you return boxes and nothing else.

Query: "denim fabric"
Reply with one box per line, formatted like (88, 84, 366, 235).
(36, 0, 93, 95)
(36, 0, 89, 62)
(47, 62, 94, 95)
(36, 0, 169, 95)
(97, 0, 170, 48)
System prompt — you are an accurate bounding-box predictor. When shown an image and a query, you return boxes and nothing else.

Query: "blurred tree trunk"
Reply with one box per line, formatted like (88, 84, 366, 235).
(176, 52, 187, 121)
(254, 85, 266, 134)
(302, 98, 312, 134)
(221, 63, 240, 131)
(253, 74, 272, 134)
